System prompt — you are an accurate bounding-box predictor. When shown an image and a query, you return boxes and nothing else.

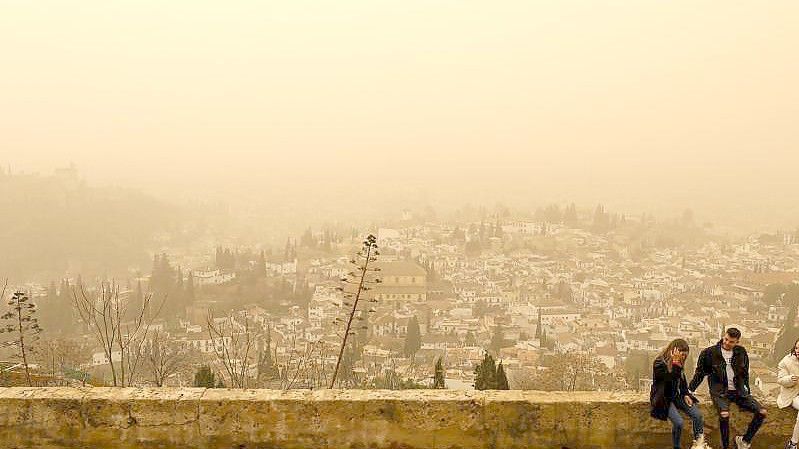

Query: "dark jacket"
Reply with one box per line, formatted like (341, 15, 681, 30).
(688, 340, 751, 398)
(650, 358, 696, 420)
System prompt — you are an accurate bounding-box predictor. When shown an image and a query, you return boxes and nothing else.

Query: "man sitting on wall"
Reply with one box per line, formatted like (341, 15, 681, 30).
(689, 328, 767, 449)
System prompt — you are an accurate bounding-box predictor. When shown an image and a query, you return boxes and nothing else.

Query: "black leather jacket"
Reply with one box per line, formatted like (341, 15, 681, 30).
(689, 340, 751, 397)
(650, 358, 697, 420)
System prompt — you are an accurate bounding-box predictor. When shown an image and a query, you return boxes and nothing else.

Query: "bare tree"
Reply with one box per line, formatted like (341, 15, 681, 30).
(72, 281, 162, 386)
(283, 339, 326, 390)
(172, 348, 204, 387)
(276, 322, 305, 389)
(40, 339, 60, 379)
(146, 330, 185, 386)
(307, 343, 331, 389)
(259, 322, 328, 390)
(72, 283, 117, 384)
(527, 353, 626, 392)
(206, 312, 257, 388)
(0, 286, 42, 386)
(330, 234, 381, 388)
(255, 325, 279, 387)
(36, 337, 83, 383)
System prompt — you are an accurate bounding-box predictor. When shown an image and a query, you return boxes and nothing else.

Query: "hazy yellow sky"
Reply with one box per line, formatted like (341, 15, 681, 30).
(2, 1, 798, 225)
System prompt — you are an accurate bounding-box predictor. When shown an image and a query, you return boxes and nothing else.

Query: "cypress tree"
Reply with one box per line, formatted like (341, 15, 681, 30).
(404, 316, 422, 358)
(465, 331, 477, 347)
(125, 279, 145, 322)
(496, 361, 510, 390)
(185, 272, 195, 302)
(489, 325, 505, 356)
(194, 365, 216, 388)
(434, 357, 446, 389)
(173, 267, 184, 310)
(474, 358, 486, 390)
(257, 251, 267, 278)
(474, 352, 497, 390)
(535, 307, 543, 339)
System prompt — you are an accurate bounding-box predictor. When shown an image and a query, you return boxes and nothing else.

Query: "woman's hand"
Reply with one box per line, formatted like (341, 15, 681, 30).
(684, 395, 693, 407)
(671, 348, 686, 366)
(791, 375, 799, 382)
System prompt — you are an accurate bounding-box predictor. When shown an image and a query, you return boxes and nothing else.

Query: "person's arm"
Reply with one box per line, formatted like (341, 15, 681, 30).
(651, 359, 670, 409)
(741, 349, 751, 395)
(777, 357, 796, 387)
(680, 371, 697, 403)
(688, 349, 707, 392)
(670, 362, 683, 379)
(652, 359, 669, 383)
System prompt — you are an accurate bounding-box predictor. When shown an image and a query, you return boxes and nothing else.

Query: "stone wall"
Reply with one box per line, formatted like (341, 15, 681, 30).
(0, 387, 795, 448)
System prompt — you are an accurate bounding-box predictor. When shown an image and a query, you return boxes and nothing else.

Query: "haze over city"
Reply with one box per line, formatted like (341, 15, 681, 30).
(3, 1, 798, 232)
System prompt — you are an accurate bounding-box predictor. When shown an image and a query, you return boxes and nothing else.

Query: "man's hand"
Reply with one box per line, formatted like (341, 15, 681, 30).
(684, 395, 693, 407)
(791, 375, 799, 382)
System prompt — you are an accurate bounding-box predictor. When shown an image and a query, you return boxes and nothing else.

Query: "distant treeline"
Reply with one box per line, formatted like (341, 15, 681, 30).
(0, 170, 181, 281)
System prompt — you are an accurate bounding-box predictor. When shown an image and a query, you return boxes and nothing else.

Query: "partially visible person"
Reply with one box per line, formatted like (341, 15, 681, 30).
(777, 338, 799, 449)
(651, 338, 710, 449)
(690, 328, 766, 449)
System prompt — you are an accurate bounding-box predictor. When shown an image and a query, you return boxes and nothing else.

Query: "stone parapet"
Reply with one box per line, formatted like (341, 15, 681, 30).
(0, 388, 794, 448)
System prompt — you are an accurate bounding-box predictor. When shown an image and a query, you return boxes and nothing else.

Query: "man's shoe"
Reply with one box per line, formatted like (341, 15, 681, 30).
(785, 440, 798, 449)
(735, 435, 751, 449)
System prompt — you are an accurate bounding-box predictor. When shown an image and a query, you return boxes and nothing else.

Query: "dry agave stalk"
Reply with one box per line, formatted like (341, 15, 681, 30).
(330, 234, 381, 388)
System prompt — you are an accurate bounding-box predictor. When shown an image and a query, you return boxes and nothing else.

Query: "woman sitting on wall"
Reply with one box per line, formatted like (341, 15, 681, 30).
(651, 338, 711, 449)
(777, 338, 799, 449)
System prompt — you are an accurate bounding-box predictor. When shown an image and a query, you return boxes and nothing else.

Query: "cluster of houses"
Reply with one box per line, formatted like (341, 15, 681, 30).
(21, 218, 799, 393)
(281, 222, 799, 393)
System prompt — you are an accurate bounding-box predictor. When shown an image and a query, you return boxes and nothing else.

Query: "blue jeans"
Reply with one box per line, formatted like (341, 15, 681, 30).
(668, 402, 704, 449)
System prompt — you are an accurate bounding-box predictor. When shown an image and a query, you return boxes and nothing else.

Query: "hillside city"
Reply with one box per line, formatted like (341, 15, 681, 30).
(3, 172, 799, 395)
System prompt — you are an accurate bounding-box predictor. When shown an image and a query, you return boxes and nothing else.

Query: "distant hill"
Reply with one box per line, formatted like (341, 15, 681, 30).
(0, 167, 181, 282)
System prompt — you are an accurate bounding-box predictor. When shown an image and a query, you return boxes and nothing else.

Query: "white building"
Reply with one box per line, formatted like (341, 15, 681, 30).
(92, 349, 122, 366)
(193, 269, 236, 286)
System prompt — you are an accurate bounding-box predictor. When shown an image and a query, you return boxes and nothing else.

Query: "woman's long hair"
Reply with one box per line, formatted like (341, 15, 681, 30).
(658, 338, 690, 372)
(791, 337, 799, 357)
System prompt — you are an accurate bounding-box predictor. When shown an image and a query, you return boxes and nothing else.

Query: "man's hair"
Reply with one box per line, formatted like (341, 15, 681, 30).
(725, 327, 742, 339)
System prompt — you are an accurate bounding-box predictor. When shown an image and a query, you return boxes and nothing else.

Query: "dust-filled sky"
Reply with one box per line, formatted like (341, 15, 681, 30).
(2, 1, 798, 229)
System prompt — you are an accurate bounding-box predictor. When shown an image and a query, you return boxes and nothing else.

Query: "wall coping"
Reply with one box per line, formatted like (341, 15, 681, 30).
(0, 387, 792, 448)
